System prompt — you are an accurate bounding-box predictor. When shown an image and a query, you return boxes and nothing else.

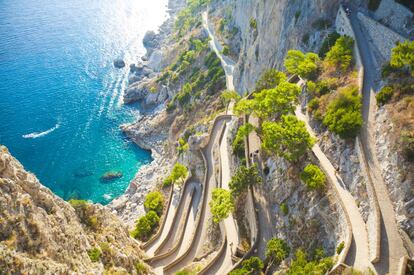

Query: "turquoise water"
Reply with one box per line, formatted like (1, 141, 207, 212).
(0, 0, 168, 204)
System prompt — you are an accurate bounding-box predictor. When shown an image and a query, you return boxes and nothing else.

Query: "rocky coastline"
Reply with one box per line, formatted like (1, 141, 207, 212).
(108, 0, 186, 227)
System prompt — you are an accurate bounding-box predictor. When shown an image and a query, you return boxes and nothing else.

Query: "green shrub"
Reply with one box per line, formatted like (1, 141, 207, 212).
(323, 86, 362, 139)
(287, 249, 334, 274)
(229, 257, 264, 275)
(266, 238, 290, 266)
(284, 50, 320, 80)
(222, 45, 230, 56)
(336, 241, 345, 254)
(144, 191, 164, 215)
(249, 17, 257, 30)
(280, 202, 289, 216)
(368, 0, 381, 11)
(232, 123, 254, 159)
(401, 131, 414, 161)
(319, 32, 341, 58)
(255, 69, 287, 92)
(209, 188, 235, 223)
(135, 261, 149, 274)
(325, 35, 354, 71)
(88, 247, 102, 262)
(308, 98, 320, 113)
(294, 11, 301, 22)
(262, 115, 315, 162)
(131, 210, 160, 240)
(163, 163, 188, 186)
(376, 86, 393, 106)
(390, 40, 414, 76)
(229, 164, 262, 196)
(300, 164, 326, 190)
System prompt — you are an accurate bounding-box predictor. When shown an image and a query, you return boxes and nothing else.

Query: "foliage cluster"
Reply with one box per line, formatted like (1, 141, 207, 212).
(229, 257, 264, 275)
(323, 86, 362, 139)
(163, 163, 189, 187)
(319, 32, 340, 58)
(390, 41, 414, 77)
(131, 210, 160, 241)
(209, 188, 235, 223)
(69, 199, 100, 230)
(300, 164, 326, 190)
(325, 36, 354, 71)
(232, 123, 254, 159)
(262, 115, 315, 162)
(266, 238, 290, 267)
(255, 69, 287, 92)
(375, 86, 393, 106)
(287, 249, 334, 274)
(87, 247, 102, 262)
(229, 164, 262, 196)
(174, 0, 209, 37)
(144, 191, 164, 215)
(284, 50, 320, 80)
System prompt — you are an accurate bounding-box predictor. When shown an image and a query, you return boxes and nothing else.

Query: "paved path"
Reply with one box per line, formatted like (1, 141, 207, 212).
(145, 189, 180, 257)
(166, 116, 230, 273)
(295, 106, 374, 271)
(202, 11, 235, 91)
(349, 11, 407, 275)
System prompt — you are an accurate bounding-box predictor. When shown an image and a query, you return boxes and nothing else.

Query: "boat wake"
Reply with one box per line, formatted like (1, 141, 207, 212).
(22, 123, 60, 139)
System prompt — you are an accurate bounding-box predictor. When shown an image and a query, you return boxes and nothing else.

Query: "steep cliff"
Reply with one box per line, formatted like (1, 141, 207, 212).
(0, 146, 150, 274)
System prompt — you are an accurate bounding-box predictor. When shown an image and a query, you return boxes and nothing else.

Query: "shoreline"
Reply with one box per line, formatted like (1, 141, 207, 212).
(108, 0, 185, 227)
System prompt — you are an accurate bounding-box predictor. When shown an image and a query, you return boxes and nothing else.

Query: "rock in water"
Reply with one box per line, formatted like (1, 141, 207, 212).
(100, 171, 123, 182)
(113, 59, 126, 69)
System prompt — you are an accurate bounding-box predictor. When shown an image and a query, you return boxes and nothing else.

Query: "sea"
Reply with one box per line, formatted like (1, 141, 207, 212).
(0, 0, 168, 204)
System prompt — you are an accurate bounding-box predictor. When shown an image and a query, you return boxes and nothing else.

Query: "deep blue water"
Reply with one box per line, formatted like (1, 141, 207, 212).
(0, 0, 168, 204)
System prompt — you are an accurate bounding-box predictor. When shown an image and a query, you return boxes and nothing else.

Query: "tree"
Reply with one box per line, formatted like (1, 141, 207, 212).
(287, 249, 334, 275)
(266, 238, 290, 267)
(390, 40, 414, 76)
(144, 191, 164, 215)
(234, 98, 255, 116)
(262, 115, 315, 162)
(164, 163, 189, 186)
(300, 164, 326, 190)
(375, 86, 393, 106)
(131, 210, 160, 240)
(284, 50, 320, 79)
(255, 69, 287, 92)
(209, 188, 235, 223)
(229, 164, 262, 196)
(252, 82, 301, 119)
(229, 257, 264, 275)
(232, 123, 255, 158)
(221, 90, 241, 109)
(319, 32, 340, 58)
(323, 86, 362, 139)
(325, 35, 354, 71)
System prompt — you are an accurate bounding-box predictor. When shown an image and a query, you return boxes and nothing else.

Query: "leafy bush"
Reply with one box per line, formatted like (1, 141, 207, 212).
(376, 86, 393, 106)
(280, 202, 289, 215)
(390, 40, 414, 76)
(221, 90, 241, 107)
(401, 131, 414, 161)
(262, 115, 315, 162)
(325, 36, 354, 71)
(229, 164, 262, 196)
(307, 78, 338, 97)
(88, 247, 102, 262)
(255, 69, 287, 92)
(249, 17, 257, 30)
(252, 82, 301, 118)
(368, 0, 381, 11)
(319, 32, 341, 58)
(232, 123, 255, 158)
(135, 261, 149, 274)
(284, 50, 320, 80)
(163, 163, 188, 186)
(222, 45, 230, 56)
(266, 238, 290, 266)
(336, 241, 345, 255)
(300, 164, 326, 190)
(287, 249, 333, 274)
(144, 191, 164, 215)
(229, 257, 264, 275)
(209, 188, 235, 223)
(323, 86, 362, 139)
(131, 210, 160, 240)
(308, 98, 320, 113)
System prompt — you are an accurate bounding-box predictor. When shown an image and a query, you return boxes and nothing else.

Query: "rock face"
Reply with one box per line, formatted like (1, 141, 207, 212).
(0, 146, 150, 274)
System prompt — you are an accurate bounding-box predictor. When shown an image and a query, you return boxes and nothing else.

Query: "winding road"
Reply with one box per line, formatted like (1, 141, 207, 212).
(348, 10, 407, 275)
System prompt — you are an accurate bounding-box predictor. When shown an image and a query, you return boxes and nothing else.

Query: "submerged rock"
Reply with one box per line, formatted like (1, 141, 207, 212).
(100, 171, 123, 182)
(113, 59, 126, 68)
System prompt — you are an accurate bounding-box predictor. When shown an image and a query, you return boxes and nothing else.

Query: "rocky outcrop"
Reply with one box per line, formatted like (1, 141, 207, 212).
(114, 59, 126, 69)
(0, 146, 150, 274)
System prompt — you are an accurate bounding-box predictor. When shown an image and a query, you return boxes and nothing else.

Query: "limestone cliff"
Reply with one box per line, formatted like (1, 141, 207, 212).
(0, 146, 150, 274)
